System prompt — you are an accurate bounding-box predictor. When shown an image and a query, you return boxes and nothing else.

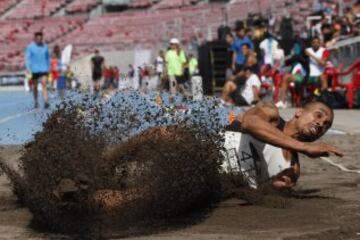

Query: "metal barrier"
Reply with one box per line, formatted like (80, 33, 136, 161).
(329, 36, 360, 68)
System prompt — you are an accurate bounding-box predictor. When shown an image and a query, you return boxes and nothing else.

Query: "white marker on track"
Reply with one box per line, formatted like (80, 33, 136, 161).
(320, 157, 360, 174)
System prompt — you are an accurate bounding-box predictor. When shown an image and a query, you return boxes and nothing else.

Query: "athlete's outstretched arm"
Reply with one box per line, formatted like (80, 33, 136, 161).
(236, 102, 342, 158)
(237, 102, 305, 152)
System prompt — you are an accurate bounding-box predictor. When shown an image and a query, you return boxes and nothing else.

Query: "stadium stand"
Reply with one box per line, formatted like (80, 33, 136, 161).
(0, 16, 86, 72)
(0, 0, 357, 73)
(0, 0, 18, 15)
(66, 0, 102, 14)
(152, 0, 194, 9)
(54, 4, 224, 59)
(5, 0, 67, 19)
(130, 0, 154, 8)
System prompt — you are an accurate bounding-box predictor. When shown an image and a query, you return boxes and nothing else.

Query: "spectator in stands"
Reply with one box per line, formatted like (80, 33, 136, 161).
(241, 43, 258, 72)
(313, 14, 329, 39)
(225, 43, 258, 92)
(222, 66, 261, 106)
(165, 38, 187, 96)
(304, 36, 330, 90)
(25, 31, 50, 109)
(345, 6, 356, 25)
(155, 50, 165, 91)
(321, 23, 337, 48)
(91, 49, 105, 94)
(340, 16, 352, 36)
(276, 62, 308, 109)
(259, 31, 279, 67)
(245, 28, 253, 40)
(231, 26, 254, 73)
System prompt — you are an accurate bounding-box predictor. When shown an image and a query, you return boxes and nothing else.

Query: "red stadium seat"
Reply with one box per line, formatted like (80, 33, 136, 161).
(329, 61, 360, 108)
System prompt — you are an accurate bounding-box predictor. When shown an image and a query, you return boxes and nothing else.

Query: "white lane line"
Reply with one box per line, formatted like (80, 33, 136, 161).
(320, 157, 360, 174)
(0, 109, 37, 125)
(0, 99, 29, 107)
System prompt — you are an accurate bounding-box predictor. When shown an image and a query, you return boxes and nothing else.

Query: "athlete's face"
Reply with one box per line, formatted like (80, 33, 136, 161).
(295, 103, 333, 142)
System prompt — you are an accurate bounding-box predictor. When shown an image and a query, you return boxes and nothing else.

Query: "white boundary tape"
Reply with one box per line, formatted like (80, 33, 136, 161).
(320, 157, 360, 174)
(0, 110, 37, 125)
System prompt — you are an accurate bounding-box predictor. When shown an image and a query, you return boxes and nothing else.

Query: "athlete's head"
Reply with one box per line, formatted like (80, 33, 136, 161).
(34, 32, 43, 45)
(294, 101, 334, 142)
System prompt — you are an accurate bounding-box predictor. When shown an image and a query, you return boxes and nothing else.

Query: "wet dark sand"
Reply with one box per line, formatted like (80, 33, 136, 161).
(1, 134, 360, 240)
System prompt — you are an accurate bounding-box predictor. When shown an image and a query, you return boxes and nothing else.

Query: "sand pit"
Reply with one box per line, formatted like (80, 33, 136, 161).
(0, 92, 360, 239)
(1, 133, 360, 239)
(0, 99, 225, 238)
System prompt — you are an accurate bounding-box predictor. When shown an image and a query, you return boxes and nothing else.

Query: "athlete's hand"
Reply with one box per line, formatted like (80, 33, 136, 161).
(272, 168, 298, 189)
(301, 142, 343, 158)
(272, 176, 295, 189)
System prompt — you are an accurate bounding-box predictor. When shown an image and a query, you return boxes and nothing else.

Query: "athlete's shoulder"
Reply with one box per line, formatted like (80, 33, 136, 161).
(256, 101, 279, 114)
(254, 101, 280, 124)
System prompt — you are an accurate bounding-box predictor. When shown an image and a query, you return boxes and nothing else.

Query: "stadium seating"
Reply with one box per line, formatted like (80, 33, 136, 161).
(0, 0, 18, 15)
(130, 0, 154, 8)
(0, 0, 356, 72)
(54, 4, 224, 59)
(0, 16, 86, 72)
(152, 0, 193, 9)
(66, 0, 101, 14)
(5, 0, 67, 19)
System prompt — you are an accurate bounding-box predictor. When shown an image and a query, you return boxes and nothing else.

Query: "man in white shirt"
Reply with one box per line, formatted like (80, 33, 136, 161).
(222, 66, 261, 106)
(305, 36, 329, 90)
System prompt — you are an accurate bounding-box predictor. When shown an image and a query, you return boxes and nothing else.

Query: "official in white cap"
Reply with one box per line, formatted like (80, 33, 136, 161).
(165, 38, 186, 96)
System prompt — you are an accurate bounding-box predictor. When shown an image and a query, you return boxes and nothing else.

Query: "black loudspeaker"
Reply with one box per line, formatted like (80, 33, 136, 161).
(217, 25, 231, 41)
(198, 40, 229, 95)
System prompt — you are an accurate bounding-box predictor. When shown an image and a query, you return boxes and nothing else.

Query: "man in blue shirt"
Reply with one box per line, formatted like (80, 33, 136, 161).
(25, 32, 50, 109)
(231, 26, 254, 74)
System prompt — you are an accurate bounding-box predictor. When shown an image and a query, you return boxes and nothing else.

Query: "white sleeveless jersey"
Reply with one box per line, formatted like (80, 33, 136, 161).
(221, 131, 291, 189)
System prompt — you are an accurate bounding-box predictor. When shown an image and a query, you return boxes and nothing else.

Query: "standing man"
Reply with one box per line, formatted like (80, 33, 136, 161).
(91, 49, 105, 94)
(165, 38, 187, 96)
(231, 26, 254, 74)
(25, 32, 50, 109)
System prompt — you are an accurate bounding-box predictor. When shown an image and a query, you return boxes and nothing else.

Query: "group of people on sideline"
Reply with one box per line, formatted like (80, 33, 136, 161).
(90, 38, 199, 97)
